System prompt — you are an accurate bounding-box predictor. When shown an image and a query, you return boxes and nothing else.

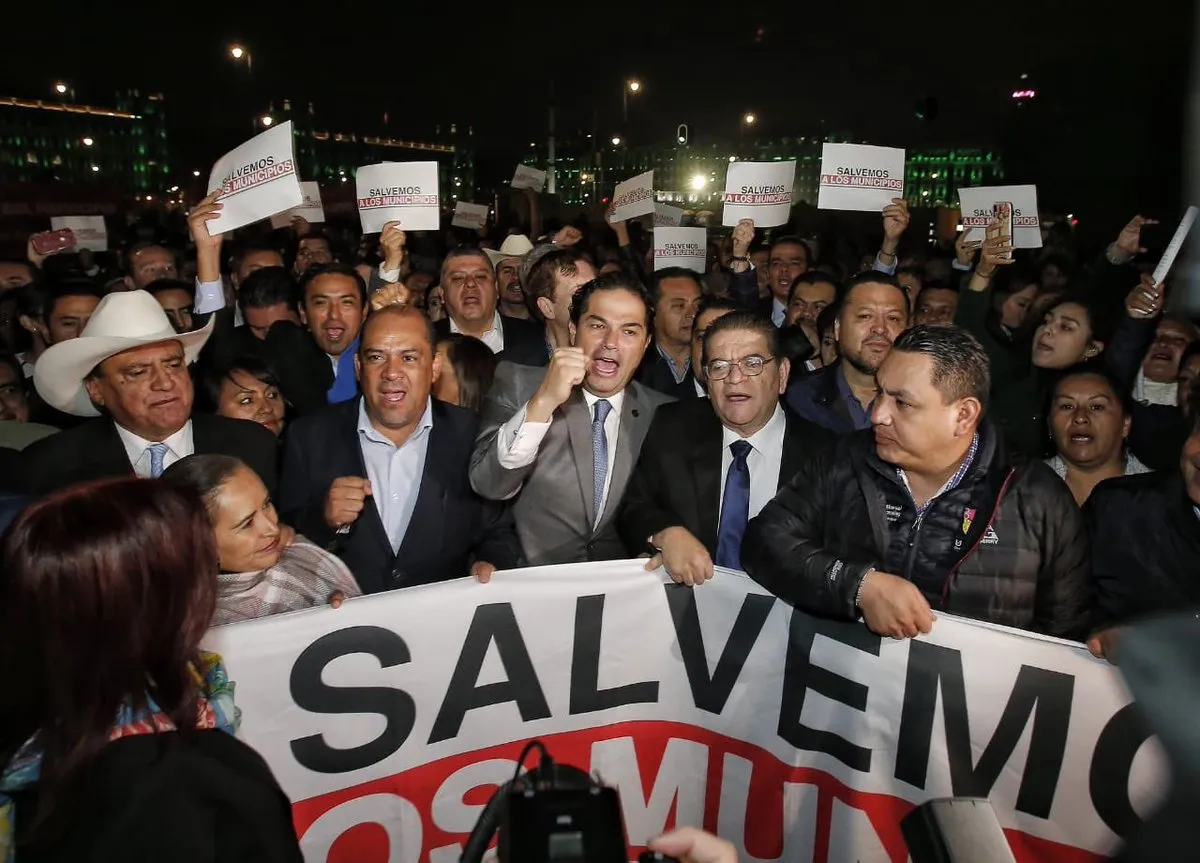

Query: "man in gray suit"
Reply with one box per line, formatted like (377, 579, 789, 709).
(471, 273, 673, 565)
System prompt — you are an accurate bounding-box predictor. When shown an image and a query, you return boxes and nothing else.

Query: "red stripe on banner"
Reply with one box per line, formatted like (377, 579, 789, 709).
(289, 720, 1106, 863)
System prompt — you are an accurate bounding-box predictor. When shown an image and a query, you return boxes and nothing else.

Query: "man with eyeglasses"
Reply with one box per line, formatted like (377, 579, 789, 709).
(618, 311, 833, 585)
(436, 247, 546, 363)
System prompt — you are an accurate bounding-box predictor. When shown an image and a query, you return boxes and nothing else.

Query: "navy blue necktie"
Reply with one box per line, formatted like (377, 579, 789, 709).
(716, 440, 752, 569)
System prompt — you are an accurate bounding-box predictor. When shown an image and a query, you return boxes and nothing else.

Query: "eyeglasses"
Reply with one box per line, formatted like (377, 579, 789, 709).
(706, 355, 776, 381)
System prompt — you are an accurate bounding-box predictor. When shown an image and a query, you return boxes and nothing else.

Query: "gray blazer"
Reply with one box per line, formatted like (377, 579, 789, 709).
(471, 360, 673, 566)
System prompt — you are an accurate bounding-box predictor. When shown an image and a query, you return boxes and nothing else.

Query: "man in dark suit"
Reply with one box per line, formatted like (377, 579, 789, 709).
(619, 311, 832, 584)
(280, 304, 522, 594)
(434, 247, 547, 365)
(471, 273, 672, 565)
(636, 267, 703, 400)
(18, 291, 277, 495)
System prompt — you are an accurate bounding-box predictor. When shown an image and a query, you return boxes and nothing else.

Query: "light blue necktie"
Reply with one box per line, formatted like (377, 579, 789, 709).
(591, 399, 612, 524)
(147, 443, 169, 478)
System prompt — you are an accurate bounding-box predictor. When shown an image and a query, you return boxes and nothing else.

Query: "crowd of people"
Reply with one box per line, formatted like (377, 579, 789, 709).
(0, 178, 1193, 859)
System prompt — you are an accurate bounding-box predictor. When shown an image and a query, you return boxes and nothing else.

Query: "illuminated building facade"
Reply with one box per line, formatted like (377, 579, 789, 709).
(0, 91, 169, 193)
(523, 135, 1003, 212)
(271, 101, 476, 201)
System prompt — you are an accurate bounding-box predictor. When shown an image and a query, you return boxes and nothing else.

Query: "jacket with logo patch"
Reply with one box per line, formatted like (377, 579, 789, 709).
(740, 421, 1092, 640)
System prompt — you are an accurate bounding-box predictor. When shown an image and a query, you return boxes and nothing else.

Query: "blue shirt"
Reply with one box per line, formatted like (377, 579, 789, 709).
(356, 397, 434, 552)
(656, 342, 690, 384)
(835, 365, 874, 431)
(328, 335, 361, 404)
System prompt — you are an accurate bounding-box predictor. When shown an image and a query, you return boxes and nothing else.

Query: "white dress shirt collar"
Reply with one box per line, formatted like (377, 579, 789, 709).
(721, 402, 786, 452)
(450, 309, 505, 353)
(115, 420, 194, 477)
(771, 297, 787, 328)
(582, 388, 625, 419)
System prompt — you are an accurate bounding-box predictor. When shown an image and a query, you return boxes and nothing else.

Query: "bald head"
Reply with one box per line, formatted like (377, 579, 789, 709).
(360, 303, 437, 352)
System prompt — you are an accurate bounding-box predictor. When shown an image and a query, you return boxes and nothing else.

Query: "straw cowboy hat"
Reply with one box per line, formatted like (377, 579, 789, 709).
(484, 234, 534, 268)
(34, 290, 214, 417)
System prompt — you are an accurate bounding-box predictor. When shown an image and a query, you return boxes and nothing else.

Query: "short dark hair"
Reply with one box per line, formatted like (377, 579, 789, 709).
(435, 333, 499, 412)
(569, 272, 653, 332)
(1178, 340, 1200, 379)
(840, 271, 910, 320)
(701, 310, 779, 367)
(650, 267, 704, 307)
(238, 266, 299, 313)
(232, 241, 284, 274)
(440, 246, 494, 282)
(525, 247, 590, 323)
(1051, 364, 1134, 417)
(769, 235, 812, 266)
(0, 478, 217, 836)
(195, 355, 284, 415)
(143, 277, 194, 298)
(890, 324, 991, 411)
(297, 263, 367, 307)
(695, 295, 743, 321)
(918, 279, 958, 295)
(161, 453, 246, 512)
(816, 302, 840, 343)
(44, 279, 104, 320)
(787, 271, 842, 306)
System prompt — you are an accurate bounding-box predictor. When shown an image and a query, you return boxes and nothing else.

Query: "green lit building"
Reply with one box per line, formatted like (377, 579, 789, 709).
(525, 135, 1002, 212)
(0, 91, 169, 193)
(270, 101, 476, 201)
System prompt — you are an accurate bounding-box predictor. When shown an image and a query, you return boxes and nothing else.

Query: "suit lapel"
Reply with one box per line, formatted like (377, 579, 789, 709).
(395, 407, 448, 561)
(779, 410, 807, 490)
(599, 384, 652, 530)
(563, 389, 597, 527)
(690, 406, 724, 549)
(92, 420, 138, 476)
(341, 408, 394, 560)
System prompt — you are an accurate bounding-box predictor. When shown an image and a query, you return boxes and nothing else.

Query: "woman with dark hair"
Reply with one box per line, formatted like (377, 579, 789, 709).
(162, 454, 360, 625)
(1046, 366, 1151, 506)
(196, 355, 287, 436)
(433, 333, 498, 413)
(0, 477, 302, 861)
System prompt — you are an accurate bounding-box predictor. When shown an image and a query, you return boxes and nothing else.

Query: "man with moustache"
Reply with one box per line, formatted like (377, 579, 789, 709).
(280, 304, 522, 593)
(786, 272, 910, 434)
(471, 273, 672, 565)
(619, 312, 832, 584)
(743, 325, 1091, 641)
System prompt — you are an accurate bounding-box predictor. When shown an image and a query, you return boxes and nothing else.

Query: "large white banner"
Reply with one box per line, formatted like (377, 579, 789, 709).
(205, 562, 1163, 863)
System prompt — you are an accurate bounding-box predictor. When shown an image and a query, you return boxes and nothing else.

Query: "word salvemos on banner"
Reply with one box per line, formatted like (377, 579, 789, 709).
(205, 562, 1163, 863)
(206, 121, 303, 234)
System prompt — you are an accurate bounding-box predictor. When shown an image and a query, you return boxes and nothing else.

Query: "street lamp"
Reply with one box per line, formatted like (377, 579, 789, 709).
(192, 170, 201, 177)
(622, 79, 642, 122)
(260, 115, 274, 127)
(690, 175, 707, 191)
(81, 136, 94, 147)
(611, 135, 622, 147)
(742, 112, 757, 126)
(54, 82, 67, 94)
(229, 44, 253, 74)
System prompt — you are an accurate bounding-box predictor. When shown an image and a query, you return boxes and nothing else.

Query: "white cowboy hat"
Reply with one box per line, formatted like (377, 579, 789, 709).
(484, 234, 534, 267)
(34, 290, 214, 417)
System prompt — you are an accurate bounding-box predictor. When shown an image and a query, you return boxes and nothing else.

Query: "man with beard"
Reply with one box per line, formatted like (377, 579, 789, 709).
(470, 273, 672, 565)
(786, 273, 910, 434)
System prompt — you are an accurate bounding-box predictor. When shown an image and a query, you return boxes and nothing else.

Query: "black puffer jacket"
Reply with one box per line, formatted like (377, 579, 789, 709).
(741, 421, 1093, 640)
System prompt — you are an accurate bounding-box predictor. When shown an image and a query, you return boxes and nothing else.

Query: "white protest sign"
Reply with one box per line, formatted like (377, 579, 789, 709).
(817, 142, 906, 212)
(654, 203, 684, 226)
(511, 164, 547, 192)
(611, 170, 655, 222)
(269, 181, 325, 229)
(451, 201, 489, 230)
(654, 227, 707, 273)
(50, 215, 106, 251)
(206, 121, 302, 235)
(959, 185, 1043, 247)
(722, 160, 796, 227)
(206, 560, 1161, 863)
(355, 162, 440, 233)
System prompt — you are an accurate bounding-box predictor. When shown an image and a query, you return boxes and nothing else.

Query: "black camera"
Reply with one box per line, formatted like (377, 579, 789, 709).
(460, 740, 679, 863)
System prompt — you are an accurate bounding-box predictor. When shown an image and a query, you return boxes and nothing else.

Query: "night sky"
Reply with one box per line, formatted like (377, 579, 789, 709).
(6, 0, 1194, 223)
